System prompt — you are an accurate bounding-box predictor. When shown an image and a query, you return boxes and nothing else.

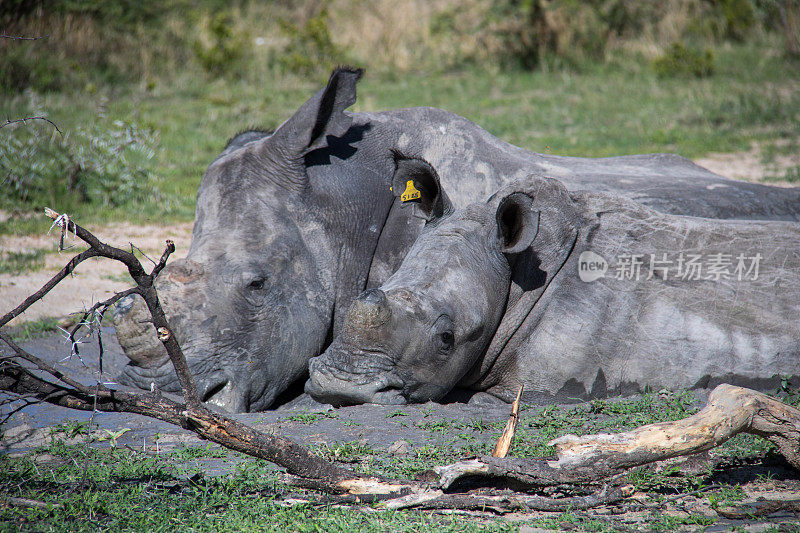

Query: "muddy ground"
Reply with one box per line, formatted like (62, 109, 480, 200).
(2, 328, 800, 531)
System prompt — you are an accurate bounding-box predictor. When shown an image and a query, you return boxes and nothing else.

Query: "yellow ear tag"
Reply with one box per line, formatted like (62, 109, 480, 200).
(400, 180, 421, 203)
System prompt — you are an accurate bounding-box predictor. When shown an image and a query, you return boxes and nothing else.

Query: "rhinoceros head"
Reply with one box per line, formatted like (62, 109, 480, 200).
(114, 68, 374, 412)
(305, 155, 539, 405)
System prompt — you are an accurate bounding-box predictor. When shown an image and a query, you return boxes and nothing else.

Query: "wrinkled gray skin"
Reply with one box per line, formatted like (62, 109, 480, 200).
(115, 68, 800, 412)
(306, 157, 800, 405)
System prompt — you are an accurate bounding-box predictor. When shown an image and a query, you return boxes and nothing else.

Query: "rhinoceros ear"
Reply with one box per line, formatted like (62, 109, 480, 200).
(390, 151, 453, 222)
(495, 192, 539, 254)
(270, 66, 363, 155)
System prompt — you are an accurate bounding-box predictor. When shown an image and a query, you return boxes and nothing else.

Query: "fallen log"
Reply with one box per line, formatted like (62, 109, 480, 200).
(434, 384, 800, 493)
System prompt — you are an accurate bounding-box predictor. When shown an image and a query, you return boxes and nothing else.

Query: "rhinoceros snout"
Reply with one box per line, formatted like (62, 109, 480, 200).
(114, 258, 209, 370)
(306, 356, 406, 406)
(113, 293, 170, 368)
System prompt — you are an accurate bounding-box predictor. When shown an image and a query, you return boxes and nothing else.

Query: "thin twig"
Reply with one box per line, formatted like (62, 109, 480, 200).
(0, 34, 49, 41)
(0, 332, 95, 394)
(1, 116, 61, 135)
(129, 243, 157, 267)
(0, 249, 99, 328)
(68, 287, 140, 372)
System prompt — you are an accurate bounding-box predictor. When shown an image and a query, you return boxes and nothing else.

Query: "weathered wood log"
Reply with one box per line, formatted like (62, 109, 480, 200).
(383, 483, 633, 512)
(550, 384, 800, 471)
(436, 384, 800, 491)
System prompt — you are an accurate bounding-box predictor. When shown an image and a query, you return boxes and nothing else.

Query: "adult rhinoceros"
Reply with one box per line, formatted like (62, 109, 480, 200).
(305, 155, 800, 405)
(114, 67, 800, 412)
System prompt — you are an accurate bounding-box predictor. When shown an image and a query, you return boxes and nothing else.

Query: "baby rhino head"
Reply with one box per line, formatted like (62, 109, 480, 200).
(306, 155, 539, 405)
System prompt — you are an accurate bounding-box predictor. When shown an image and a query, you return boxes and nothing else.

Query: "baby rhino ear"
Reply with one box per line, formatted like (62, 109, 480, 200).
(390, 150, 452, 222)
(495, 192, 539, 254)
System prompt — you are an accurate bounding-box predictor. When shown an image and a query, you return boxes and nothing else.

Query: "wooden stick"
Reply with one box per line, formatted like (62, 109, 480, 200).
(492, 384, 523, 458)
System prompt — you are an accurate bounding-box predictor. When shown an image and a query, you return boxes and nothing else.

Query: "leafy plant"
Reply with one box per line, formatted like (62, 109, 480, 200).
(0, 46, 66, 93)
(313, 440, 374, 463)
(170, 443, 229, 460)
(275, 1, 347, 75)
(99, 428, 131, 448)
(193, 11, 247, 77)
(0, 116, 163, 210)
(653, 42, 715, 77)
(50, 420, 91, 439)
(282, 409, 339, 424)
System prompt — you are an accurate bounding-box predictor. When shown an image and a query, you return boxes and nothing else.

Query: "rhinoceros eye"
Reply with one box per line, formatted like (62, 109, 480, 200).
(247, 278, 265, 290)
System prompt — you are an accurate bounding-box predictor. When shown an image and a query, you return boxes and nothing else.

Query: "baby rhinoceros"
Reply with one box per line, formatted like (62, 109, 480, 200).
(306, 155, 800, 406)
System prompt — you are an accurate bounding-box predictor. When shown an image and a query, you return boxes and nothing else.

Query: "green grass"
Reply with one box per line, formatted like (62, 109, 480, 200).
(0, 443, 511, 532)
(0, 249, 46, 275)
(2, 389, 794, 531)
(6, 316, 61, 342)
(1, 40, 797, 235)
(281, 409, 339, 424)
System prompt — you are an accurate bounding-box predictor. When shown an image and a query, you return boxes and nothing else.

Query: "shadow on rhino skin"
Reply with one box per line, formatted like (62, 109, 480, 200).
(509, 248, 547, 292)
(305, 123, 372, 167)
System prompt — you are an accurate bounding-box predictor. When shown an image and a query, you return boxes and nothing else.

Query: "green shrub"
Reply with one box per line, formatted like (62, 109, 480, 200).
(481, 0, 610, 70)
(275, 2, 347, 75)
(1, 0, 165, 29)
(653, 42, 715, 77)
(0, 45, 66, 93)
(193, 11, 248, 77)
(0, 117, 163, 209)
(716, 0, 757, 40)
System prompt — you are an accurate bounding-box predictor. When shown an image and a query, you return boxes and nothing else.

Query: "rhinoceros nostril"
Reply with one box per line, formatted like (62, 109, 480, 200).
(114, 295, 136, 316)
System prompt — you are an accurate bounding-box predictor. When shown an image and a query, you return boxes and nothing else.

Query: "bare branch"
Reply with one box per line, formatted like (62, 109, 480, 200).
(39, 209, 198, 406)
(0, 332, 96, 394)
(68, 287, 140, 373)
(384, 483, 633, 512)
(1, 116, 61, 134)
(0, 356, 382, 491)
(492, 384, 522, 458)
(436, 384, 800, 492)
(0, 249, 99, 328)
(151, 240, 175, 278)
(0, 34, 49, 41)
(43, 208, 148, 282)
